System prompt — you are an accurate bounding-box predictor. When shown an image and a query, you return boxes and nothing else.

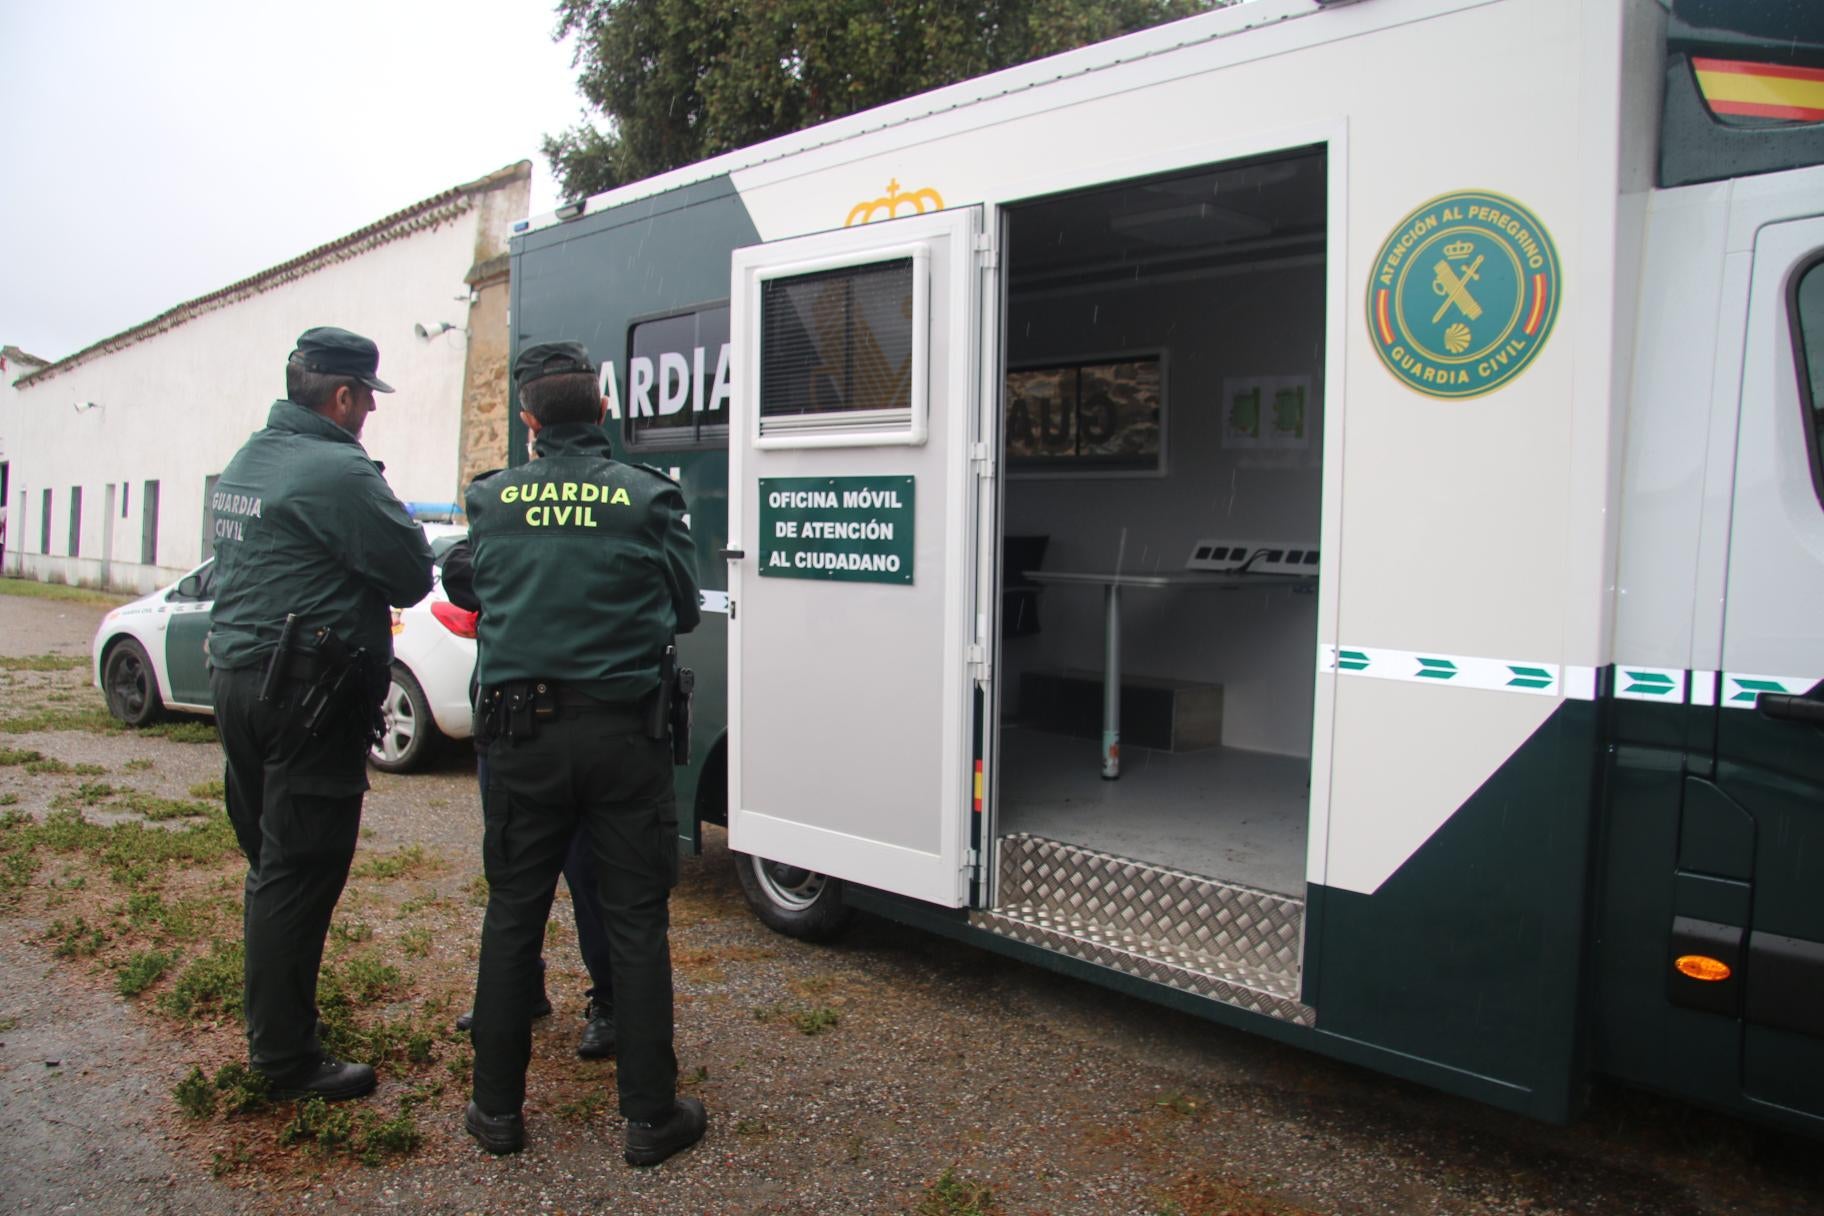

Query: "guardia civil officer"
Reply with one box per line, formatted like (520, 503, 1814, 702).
(208, 327, 434, 1100)
(462, 342, 704, 1164)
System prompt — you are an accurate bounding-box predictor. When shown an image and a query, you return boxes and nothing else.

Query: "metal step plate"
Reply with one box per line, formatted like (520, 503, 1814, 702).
(971, 833, 1314, 1026)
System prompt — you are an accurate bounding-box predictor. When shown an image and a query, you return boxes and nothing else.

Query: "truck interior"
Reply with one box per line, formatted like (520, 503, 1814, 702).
(984, 147, 1327, 1018)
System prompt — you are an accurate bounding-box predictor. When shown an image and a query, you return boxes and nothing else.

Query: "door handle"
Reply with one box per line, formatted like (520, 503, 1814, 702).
(719, 548, 745, 560)
(1757, 692, 1824, 726)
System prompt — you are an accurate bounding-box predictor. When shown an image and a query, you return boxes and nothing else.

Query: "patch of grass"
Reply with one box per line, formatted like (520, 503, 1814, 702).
(0, 794, 18, 807)
(351, 844, 436, 881)
(464, 876, 489, 907)
(120, 791, 215, 821)
(25, 757, 80, 775)
(400, 927, 432, 959)
(159, 940, 245, 1022)
(1, 707, 122, 735)
(1149, 1171, 1324, 1216)
(187, 778, 226, 801)
(734, 1118, 770, 1136)
(0, 578, 128, 606)
(48, 915, 107, 958)
(555, 1091, 609, 1122)
(0, 654, 90, 672)
(0, 1015, 18, 1033)
(281, 1097, 421, 1165)
(124, 758, 155, 771)
(173, 1065, 217, 1118)
(1154, 1092, 1200, 1118)
(330, 918, 374, 944)
(139, 719, 218, 744)
(914, 1168, 1003, 1216)
(755, 1004, 841, 1035)
(117, 948, 177, 996)
(210, 1144, 254, 1177)
(0, 747, 46, 766)
(213, 1062, 271, 1115)
(5, 806, 237, 887)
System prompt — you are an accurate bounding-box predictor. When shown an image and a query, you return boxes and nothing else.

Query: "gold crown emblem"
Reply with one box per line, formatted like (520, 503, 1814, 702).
(845, 179, 946, 227)
(1443, 239, 1476, 259)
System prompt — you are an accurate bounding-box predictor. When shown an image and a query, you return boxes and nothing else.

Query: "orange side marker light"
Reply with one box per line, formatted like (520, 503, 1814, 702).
(1675, 954, 1732, 982)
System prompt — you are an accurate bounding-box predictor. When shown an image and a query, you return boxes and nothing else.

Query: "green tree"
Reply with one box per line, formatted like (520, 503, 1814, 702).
(545, 0, 1226, 199)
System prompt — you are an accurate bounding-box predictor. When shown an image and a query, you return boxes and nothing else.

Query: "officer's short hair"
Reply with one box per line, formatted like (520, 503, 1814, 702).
(518, 372, 601, 426)
(286, 362, 360, 410)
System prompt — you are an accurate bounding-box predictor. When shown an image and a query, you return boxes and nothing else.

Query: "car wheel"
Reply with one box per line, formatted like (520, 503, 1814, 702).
(102, 639, 166, 727)
(733, 851, 852, 941)
(369, 664, 443, 773)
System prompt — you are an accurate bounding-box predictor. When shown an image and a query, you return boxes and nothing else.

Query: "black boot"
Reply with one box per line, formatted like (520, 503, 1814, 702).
(266, 1057, 376, 1102)
(576, 998, 615, 1059)
(624, 1097, 707, 1167)
(464, 1100, 525, 1155)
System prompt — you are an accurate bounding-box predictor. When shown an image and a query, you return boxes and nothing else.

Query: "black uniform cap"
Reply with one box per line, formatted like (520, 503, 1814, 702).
(514, 341, 597, 389)
(289, 327, 394, 393)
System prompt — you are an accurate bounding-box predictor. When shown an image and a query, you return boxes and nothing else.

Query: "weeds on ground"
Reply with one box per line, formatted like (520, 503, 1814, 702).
(125, 758, 155, 771)
(1149, 1170, 1324, 1216)
(160, 940, 245, 1021)
(281, 1097, 423, 1166)
(26, 757, 106, 776)
(352, 844, 438, 881)
(914, 1168, 1003, 1216)
(0, 654, 90, 672)
(400, 927, 432, 958)
(555, 1091, 610, 1121)
(1, 702, 217, 744)
(117, 948, 177, 996)
(754, 1004, 841, 1035)
(48, 915, 107, 957)
(188, 779, 226, 801)
(0, 578, 128, 606)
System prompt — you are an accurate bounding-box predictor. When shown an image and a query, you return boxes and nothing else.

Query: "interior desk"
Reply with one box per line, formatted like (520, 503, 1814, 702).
(1023, 570, 1316, 779)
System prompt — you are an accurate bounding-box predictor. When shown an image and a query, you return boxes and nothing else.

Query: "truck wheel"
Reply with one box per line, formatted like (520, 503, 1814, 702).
(733, 852, 853, 941)
(103, 639, 166, 727)
(369, 664, 442, 773)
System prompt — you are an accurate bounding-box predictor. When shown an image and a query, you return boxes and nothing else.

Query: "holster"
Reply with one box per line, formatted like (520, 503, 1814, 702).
(480, 680, 559, 743)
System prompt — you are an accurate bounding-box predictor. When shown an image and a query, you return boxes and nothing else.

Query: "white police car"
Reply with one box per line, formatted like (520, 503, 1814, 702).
(91, 522, 476, 773)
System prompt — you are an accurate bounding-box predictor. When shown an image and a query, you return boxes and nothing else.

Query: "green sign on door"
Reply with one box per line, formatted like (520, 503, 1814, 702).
(759, 476, 915, 584)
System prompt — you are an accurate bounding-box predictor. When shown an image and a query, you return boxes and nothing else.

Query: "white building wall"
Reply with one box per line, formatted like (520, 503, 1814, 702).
(7, 168, 521, 592)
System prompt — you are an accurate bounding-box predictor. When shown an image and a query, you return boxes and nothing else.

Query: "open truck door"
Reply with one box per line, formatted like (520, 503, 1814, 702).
(726, 208, 992, 911)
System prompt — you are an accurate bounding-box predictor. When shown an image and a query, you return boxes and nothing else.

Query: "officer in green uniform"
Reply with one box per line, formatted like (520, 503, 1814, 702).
(462, 341, 706, 1165)
(208, 327, 434, 1100)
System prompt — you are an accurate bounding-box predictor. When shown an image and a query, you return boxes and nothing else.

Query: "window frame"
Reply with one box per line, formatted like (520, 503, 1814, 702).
(620, 299, 733, 455)
(751, 243, 931, 450)
(1788, 252, 1824, 512)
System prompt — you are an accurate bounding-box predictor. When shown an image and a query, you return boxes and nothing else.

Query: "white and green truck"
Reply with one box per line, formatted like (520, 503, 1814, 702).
(507, 0, 1824, 1133)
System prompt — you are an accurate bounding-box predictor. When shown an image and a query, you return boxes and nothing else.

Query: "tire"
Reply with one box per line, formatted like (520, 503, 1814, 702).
(102, 638, 166, 727)
(732, 851, 853, 941)
(369, 663, 443, 774)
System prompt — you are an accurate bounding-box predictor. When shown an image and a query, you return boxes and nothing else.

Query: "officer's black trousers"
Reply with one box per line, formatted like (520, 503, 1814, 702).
(471, 705, 678, 1121)
(212, 666, 367, 1080)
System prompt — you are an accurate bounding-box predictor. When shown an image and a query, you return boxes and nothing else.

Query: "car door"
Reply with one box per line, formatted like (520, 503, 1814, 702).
(163, 560, 215, 708)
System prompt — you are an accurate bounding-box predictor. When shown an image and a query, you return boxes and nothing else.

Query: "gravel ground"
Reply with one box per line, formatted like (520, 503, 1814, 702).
(2, 591, 1821, 1216)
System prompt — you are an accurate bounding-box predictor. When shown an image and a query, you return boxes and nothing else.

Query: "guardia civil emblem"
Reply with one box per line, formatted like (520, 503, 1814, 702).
(1367, 189, 1561, 399)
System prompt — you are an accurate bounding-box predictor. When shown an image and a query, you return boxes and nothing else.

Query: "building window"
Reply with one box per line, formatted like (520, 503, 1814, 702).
(1794, 257, 1824, 510)
(142, 480, 160, 565)
(68, 487, 82, 557)
(41, 488, 51, 554)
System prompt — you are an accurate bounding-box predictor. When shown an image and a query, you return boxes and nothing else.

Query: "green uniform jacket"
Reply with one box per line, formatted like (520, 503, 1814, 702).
(207, 401, 434, 670)
(465, 423, 700, 701)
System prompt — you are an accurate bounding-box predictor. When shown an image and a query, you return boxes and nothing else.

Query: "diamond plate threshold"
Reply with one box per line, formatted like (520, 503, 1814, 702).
(970, 833, 1315, 1027)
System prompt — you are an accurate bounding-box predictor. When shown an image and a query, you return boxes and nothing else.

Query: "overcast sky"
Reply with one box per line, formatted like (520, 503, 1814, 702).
(0, 1, 590, 363)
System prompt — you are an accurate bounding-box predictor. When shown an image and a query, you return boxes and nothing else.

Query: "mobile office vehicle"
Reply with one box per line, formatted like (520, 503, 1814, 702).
(507, 0, 1824, 1133)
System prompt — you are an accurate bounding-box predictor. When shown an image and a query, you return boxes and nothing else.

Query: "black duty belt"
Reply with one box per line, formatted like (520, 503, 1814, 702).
(485, 680, 646, 722)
